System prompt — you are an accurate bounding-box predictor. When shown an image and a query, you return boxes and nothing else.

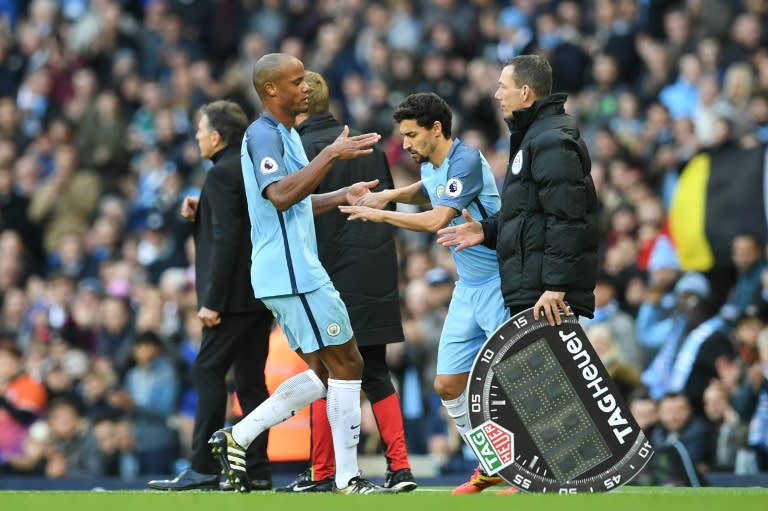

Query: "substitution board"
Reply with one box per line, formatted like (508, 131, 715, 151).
(465, 307, 653, 493)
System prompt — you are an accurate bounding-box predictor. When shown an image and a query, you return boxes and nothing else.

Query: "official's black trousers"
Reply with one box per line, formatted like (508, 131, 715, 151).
(190, 310, 273, 478)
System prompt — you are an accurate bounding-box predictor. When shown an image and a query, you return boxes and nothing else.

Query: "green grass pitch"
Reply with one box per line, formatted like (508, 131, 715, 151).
(2, 487, 768, 511)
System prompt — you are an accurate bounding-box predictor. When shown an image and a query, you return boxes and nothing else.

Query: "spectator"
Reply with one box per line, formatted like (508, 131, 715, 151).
(650, 392, 715, 473)
(628, 388, 659, 438)
(732, 328, 768, 471)
(586, 323, 642, 402)
(78, 366, 121, 422)
(0, 339, 47, 464)
(27, 144, 101, 255)
(119, 331, 180, 475)
(702, 380, 746, 472)
(720, 233, 766, 327)
(636, 270, 705, 360)
(75, 89, 129, 196)
(94, 295, 135, 376)
(581, 271, 641, 365)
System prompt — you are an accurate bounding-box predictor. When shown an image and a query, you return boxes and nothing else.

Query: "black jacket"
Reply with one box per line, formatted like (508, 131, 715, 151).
(296, 113, 404, 345)
(193, 145, 266, 313)
(481, 93, 599, 317)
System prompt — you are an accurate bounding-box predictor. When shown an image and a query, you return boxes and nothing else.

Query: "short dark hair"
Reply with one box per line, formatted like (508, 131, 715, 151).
(199, 100, 248, 147)
(134, 330, 163, 348)
(504, 54, 552, 98)
(392, 92, 452, 138)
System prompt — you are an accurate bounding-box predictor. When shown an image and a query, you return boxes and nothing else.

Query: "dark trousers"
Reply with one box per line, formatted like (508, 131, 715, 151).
(359, 344, 395, 402)
(189, 310, 273, 478)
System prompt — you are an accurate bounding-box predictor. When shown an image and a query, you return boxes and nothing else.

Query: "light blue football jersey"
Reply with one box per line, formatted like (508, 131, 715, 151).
(240, 113, 330, 298)
(421, 139, 501, 284)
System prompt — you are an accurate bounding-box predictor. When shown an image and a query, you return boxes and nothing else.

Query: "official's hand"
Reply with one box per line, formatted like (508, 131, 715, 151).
(330, 125, 381, 160)
(198, 306, 222, 328)
(533, 290, 571, 326)
(180, 196, 199, 221)
(355, 190, 391, 209)
(345, 179, 380, 206)
(339, 204, 384, 223)
(436, 209, 484, 252)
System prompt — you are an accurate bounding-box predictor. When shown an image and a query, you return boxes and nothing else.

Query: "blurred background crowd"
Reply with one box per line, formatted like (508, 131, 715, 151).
(1, 0, 768, 483)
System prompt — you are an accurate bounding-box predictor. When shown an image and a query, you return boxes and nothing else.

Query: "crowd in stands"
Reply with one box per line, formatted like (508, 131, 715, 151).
(1, 0, 768, 482)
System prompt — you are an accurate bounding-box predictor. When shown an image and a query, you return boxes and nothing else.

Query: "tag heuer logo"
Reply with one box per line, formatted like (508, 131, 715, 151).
(466, 420, 514, 475)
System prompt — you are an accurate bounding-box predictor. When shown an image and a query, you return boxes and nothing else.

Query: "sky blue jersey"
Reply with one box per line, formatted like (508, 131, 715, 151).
(240, 113, 330, 298)
(421, 139, 501, 284)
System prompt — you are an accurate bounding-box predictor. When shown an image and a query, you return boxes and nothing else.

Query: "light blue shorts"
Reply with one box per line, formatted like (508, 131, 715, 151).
(262, 281, 353, 354)
(436, 275, 509, 375)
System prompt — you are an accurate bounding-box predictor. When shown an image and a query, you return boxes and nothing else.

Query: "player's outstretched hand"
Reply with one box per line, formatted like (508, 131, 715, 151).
(345, 179, 380, 206)
(331, 125, 381, 160)
(339, 204, 384, 223)
(437, 209, 484, 252)
(355, 190, 390, 209)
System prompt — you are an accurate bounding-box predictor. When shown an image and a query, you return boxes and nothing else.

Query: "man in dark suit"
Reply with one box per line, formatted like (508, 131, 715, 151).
(148, 100, 273, 491)
(275, 71, 416, 493)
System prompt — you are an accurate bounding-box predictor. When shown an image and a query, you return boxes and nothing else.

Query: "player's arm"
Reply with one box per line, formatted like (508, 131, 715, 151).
(339, 203, 457, 233)
(263, 127, 380, 211)
(311, 179, 380, 216)
(355, 180, 431, 209)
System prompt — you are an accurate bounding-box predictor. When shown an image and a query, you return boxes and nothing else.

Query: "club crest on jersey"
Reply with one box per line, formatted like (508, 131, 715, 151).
(446, 178, 463, 197)
(260, 157, 278, 174)
(326, 323, 341, 337)
(511, 150, 523, 175)
(435, 184, 446, 198)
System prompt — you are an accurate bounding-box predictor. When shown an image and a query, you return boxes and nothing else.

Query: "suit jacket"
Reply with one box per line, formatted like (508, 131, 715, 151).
(296, 113, 403, 345)
(194, 145, 266, 313)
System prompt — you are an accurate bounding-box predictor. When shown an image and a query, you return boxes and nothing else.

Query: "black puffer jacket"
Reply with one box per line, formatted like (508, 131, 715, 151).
(480, 93, 599, 318)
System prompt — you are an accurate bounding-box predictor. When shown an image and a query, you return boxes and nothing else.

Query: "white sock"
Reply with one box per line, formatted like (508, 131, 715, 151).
(442, 392, 471, 442)
(327, 378, 362, 489)
(232, 369, 326, 448)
